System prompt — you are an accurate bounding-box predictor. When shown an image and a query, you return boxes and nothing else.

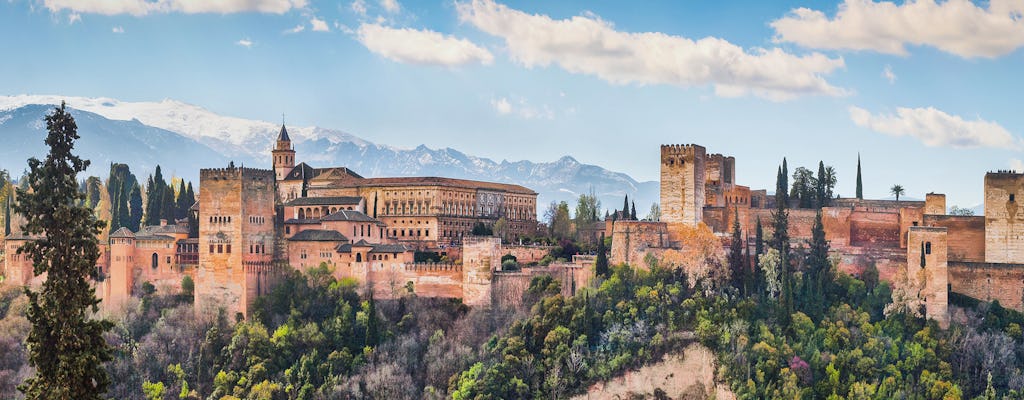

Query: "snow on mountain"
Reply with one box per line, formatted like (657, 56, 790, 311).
(0, 95, 658, 214)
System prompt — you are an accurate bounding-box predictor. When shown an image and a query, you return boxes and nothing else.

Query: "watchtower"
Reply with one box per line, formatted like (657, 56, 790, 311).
(660, 144, 706, 226)
(985, 171, 1024, 263)
(272, 124, 295, 181)
(907, 226, 949, 328)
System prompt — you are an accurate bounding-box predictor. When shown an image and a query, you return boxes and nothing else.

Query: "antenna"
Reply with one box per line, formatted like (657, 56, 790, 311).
(282, 113, 285, 126)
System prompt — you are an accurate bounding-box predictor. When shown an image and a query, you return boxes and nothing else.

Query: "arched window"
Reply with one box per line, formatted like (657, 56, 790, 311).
(151, 253, 158, 269)
(298, 208, 305, 219)
(356, 253, 362, 262)
(925, 242, 932, 255)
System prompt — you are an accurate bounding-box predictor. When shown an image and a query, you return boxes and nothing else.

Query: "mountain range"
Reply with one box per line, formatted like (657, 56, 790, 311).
(0, 95, 657, 216)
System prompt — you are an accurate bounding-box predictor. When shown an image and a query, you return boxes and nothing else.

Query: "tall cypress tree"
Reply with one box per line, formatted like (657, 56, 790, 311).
(174, 180, 189, 220)
(160, 183, 175, 224)
(622, 195, 630, 220)
(856, 154, 864, 199)
(771, 162, 792, 324)
(116, 182, 129, 232)
(805, 210, 830, 320)
(128, 183, 143, 231)
(595, 232, 609, 278)
(16, 102, 112, 399)
(729, 208, 745, 295)
(781, 158, 789, 205)
(754, 217, 764, 296)
(4, 195, 11, 236)
(109, 182, 122, 232)
(365, 292, 380, 347)
(143, 174, 158, 226)
(816, 161, 827, 208)
(630, 201, 637, 220)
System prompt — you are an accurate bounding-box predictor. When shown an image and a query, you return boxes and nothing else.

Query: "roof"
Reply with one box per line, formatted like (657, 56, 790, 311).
(189, 201, 199, 211)
(321, 210, 380, 223)
(109, 227, 135, 239)
(278, 124, 290, 142)
(284, 218, 322, 225)
(282, 163, 317, 182)
(335, 242, 411, 253)
(4, 233, 34, 241)
(139, 224, 189, 235)
(359, 176, 536, 195)
(284, 196, 363, 206)
(309, 167, 364, 181)
(288, 229, 349, 242)
(135, 235, 175, 242)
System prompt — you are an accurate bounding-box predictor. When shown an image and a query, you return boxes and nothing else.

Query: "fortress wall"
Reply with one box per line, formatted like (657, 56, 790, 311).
(849, 210, 900, 248)
(364, 262, 463, 299)
(985, 173, 1024, 263)
(610, 221, 670, 266)
(925, 215, 985, 262)
(950, 261, 1024, 311)
(502, 245, 555, 264)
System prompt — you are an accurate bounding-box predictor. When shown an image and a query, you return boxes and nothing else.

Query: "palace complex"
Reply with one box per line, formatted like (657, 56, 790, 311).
(3, 139, 1024, 328)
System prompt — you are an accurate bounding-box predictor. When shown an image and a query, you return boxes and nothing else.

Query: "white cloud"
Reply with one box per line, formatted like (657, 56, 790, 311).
(356, 23, 494, 66)
(68, 12, 81, 23)
(771, 0, 1024, 58)
(849, 105, 1021, 149)
(491, 97, 512, 115)
(456, 0, 846, 101)
(490, 96, 554, 119)
(112, 26, 124, 33)
(42, 0, 307, 16)
(351, 0, 367, 15)
(380, 0, 400, 13)
(1011, 158, 1024, 172)
(882, 65, 896, 84)
(310, 17, 329, 32)
(236, 38, 254, 48)
(284, 24, 304, 34)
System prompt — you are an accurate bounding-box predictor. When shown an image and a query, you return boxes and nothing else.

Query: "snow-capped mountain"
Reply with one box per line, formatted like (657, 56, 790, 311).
(0, 96, 657, 214)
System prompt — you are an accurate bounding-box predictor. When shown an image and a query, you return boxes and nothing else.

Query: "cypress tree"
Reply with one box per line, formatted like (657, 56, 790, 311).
(729, 208, 745, 295)
(805, 210, 830, 320)
(816, 161, 827, 208)
(595, 232, 609, 278)
(921, 242, 927, 268)
(856, 154, 864, 199)
(771, 164, 792, 324)
(781, 158, 789, 205)
(754, 217, 764, 295)
(109, 182, 122, 232)
(160, 183, 175, 224)
(174, 180, 189, 220)
(622, 195, 630, 220)
(144, 174, 158, 226)
(16, 102, 113, 399)
(85, 177, 101, 209)
(116, 182, 129, 232)
(4, 195, 11, 236)
(630, 201, 637, 220)
(128, 183, 143, 231)
(365, 292, 380, 347)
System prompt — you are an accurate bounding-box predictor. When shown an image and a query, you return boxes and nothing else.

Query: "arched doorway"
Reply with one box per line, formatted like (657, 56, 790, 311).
(356, 253, 363, 262)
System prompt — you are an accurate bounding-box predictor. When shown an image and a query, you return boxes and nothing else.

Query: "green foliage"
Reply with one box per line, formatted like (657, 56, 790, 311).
(180, 275, 194, 301)
(574, 190, 601, 230)
(16, 102, 113, 399)
(856, 154, 863, 199)
(595, 232, 609, 278)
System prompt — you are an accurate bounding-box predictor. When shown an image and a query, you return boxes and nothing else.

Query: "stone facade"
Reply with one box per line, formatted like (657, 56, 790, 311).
(660, 144, 705, 227)
(985, 172, 1024, 263)
(907, 227, 949, 328)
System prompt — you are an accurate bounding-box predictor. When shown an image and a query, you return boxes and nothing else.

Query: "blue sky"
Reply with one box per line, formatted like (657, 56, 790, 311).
(1, 0, 1023, 209)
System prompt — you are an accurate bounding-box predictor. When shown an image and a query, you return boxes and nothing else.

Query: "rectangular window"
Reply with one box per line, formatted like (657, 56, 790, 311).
(217, 244, 223, 253)
(1012, 194, 1016, 202)
(226, 245, 231, 253)
(210, 245, 215, 253)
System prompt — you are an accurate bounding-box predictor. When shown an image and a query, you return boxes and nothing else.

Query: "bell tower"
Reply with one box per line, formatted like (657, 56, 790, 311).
(272, 123, 295, 181)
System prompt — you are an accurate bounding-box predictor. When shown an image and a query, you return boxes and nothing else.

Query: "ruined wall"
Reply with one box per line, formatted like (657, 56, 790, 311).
(924, 215, 985, 262)
(661, 144, 705, 226)
(907, 227, 949, 328)
(925, 193, 946, 215)
(985, 172, 1024, 263)
(949, 261, 1024, 311)
(610, 221, 670, 266)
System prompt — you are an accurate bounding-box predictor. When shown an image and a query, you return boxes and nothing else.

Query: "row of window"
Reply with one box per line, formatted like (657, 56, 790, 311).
(210, 216, 232, 224)
(210, 244, 232, 254)
(249, 216, 267, 224)
(392, 228, 429, 238)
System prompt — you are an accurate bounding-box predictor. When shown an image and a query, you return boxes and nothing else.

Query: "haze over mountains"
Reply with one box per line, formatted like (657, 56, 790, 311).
(0, 95, 657, 215)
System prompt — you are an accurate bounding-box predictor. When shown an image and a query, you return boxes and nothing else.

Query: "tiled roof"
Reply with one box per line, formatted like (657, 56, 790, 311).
(278, 124, 291, 142)
(284, 196, 363, 206)
(135, 234, 175, 241)
(288, 229, 349, 242)
(321, 210, 380, 223)
(335, 242, 411, 253)
(284, 218, 322, 225)
(109, 227, 135, 238)
(282, 163, 317, 182)
(139, 224, 189, 235)
(359, 176, 536, 194)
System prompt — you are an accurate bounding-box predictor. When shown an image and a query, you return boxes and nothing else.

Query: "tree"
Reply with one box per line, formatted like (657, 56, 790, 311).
(754, 217, 764, 295)
(630, 201, 637, 220)
(803, 210, 830, 320)
(621, 195, 630, 221)
(573, 191, 600, 231)
(109, 181, 123, 232)
(949, 206, 974, 216)
(595, 232, 609, 278)
(174, 180, 189, 220)
(890, 185, 905, 203)
(815, 161, 827, 208)
(790, 167, 815, 209)
(771, 161, 793, 323)
(16, 102, 113, 399)
(160, 182, 175, 224)
(823, 165, 837, 202)
(856, 154, 863, 199)
(84, 176, 101, 209)
(550, 201, 573, 240)
(493, 217, 508, 242)
(364, 292, 380, 348)
(646, 203, 661, 221)
(729, 208, 746, 295)
(127, 183, 143, 231)
(782, 158, 789, 205)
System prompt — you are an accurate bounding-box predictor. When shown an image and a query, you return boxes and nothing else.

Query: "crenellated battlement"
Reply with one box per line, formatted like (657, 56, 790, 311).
(200, 166, 275, 181)
(404, 262, 462, 272)
(661, 144, 705, 165)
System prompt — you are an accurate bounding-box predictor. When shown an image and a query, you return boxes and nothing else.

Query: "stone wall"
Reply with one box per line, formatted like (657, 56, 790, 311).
(985, 172, 1024, 263)
(610, 220, 670, 266)
(462, 237, 501, 306)
(491, 264, 593, 308)
(925, 193, 946, 215)
(924, 215, 985, 262)
(502, 245, 555, 264)
(949, 261, 1024, 311)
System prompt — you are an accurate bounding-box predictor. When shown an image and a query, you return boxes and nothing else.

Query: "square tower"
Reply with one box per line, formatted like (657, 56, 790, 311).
(985, 171, 1024, 263)
(660, 144, 706, 226)
(907, 226, 949, 328)
(195, 166, 277, 318)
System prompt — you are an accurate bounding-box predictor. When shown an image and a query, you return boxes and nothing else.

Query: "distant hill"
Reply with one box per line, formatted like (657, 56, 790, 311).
(0, 96, 657, 214)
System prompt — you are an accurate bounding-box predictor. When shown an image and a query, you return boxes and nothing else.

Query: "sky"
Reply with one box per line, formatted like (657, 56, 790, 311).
(1, 0, 1023, 209)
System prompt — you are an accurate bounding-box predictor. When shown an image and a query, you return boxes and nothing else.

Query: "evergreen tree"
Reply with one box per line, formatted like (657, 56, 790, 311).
(781, 157, 789, 205)
(116, 182, 129, 232)
(128, 183, 143, 231)
(185, 182, 195, 210)
(621, 195, 630, 220)
(160, 183, 175, 224)
(174, 180, 189, 220)
(16, 102, 113, 399)
(365, 292, 380, 347)
(856, 154, 863, 199)
(770, 163, 792, 324)
(630, 201, 637, 220)
(85, 176, 101, 209)
(804, 210, 830, 320)
(109, 182, 122, 232)
(372, 192, 378, 218)
(816, 161, 827, 208)
(729, 208, 745, 295)
(4, 194, 11, 236)
(754, 217, 764, 295)
(595, 232, 609, 278)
